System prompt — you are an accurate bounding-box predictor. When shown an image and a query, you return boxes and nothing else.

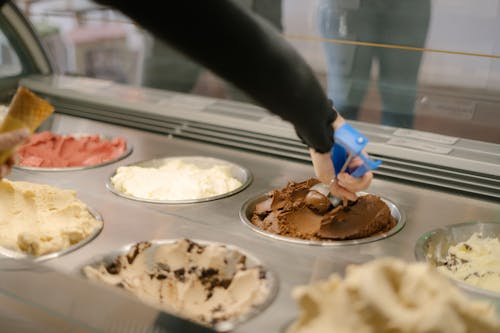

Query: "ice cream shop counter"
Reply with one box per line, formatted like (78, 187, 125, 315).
(1, 76, 499, 332)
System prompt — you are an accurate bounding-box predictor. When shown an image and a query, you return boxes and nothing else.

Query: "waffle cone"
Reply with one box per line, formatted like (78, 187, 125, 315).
(0, 86, 54, 132)
(0, 86, 54, 164)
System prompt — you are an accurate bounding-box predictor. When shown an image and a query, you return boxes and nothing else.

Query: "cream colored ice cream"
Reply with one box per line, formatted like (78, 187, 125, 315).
(110, 158, 242, 200)
(83, 239, 270, 326)
(287, 258, 500, 333)
(0, 180, 102, 256)
(437, 233, 500, 293)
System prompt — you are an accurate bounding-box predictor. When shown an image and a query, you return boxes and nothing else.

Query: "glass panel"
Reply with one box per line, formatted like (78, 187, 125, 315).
(0, 26, 22, 77)
(15, 0, 500, 143)
(284, 0, 500, 142)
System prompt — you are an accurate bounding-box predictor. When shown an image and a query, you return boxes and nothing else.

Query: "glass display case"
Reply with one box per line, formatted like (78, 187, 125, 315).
(1, 1, 499, 332)
(12, 0, 500, 143)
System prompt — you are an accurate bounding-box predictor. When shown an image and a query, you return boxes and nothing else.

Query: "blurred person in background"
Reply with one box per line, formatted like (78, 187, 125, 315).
(318, 0, 431, 128)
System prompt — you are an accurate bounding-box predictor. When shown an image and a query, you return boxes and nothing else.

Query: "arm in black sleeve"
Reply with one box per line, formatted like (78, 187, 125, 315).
(95, 0, 337, 153)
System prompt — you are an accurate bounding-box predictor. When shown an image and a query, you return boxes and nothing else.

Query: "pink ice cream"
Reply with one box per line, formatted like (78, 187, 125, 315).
(17, 131, 127, 167)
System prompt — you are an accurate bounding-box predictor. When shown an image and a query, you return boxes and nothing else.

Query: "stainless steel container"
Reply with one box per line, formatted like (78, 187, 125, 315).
(415, 221, 500, 314)
(107, 156, 252, 204)
(240, 192, 405, 246)
(0, 206, 103, 262)
(14, 133, 133, 171)
(80, 239, 279, 332)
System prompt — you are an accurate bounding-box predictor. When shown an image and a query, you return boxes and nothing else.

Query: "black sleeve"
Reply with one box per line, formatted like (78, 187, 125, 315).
(95, 0, 336, 153)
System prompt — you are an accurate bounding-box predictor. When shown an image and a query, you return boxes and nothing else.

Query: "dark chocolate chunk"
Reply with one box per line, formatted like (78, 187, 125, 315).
(126, 242, 151, 264)
(105, 260, 121, 275)
(174, 268, 186, 282)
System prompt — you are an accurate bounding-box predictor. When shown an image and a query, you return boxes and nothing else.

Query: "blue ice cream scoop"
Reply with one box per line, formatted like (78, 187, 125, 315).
(311, 123, 382, 206)
(331, 123, 382, 177)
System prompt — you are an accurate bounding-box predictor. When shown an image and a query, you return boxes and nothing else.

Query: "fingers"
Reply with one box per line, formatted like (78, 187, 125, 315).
(329, 172, 373, 202)
(310, 147, 373, 200)
(309, 148, 334, 185)
(337, 171, 373, 193)
(6, 156, 15, 168)
(348, 155, 364, 170)
(332, 113, 345, 130)
(0, 129, 29, 179)
(0, 164, 11, 179)
(0, 128, 30, 151)
(330, 180, 357, 201)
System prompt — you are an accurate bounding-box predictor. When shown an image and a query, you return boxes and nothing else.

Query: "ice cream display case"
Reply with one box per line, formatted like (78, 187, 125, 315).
(0, 1, 500, 332)
(0, 80, 496, 332)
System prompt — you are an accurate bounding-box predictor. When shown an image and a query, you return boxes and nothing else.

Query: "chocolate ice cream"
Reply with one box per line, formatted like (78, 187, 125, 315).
(251, 179, 396, 241)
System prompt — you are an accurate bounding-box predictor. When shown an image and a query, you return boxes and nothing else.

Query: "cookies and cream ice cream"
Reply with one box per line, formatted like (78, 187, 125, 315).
(251, 178, 396, 240)
(287, 258, 500, 333)
(16, 131, 127, 167)
(110, 158, 242, 201)
(83, 239, 270, 326)
(0, 180, 102, 256)
(437, 233, 500, 293)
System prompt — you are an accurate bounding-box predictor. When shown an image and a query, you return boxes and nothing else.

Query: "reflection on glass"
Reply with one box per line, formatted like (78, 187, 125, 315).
(12, 0, 500, 143)
(0, 29, 21, 77)
(318, 0, 430, 128)
(142, 0, 283, 103)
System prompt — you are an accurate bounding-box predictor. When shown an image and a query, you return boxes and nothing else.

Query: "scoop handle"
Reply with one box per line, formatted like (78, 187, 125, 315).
(331, 124, 383, 178)
(331, 143, 348, 176)
(350, 155, 382, 177)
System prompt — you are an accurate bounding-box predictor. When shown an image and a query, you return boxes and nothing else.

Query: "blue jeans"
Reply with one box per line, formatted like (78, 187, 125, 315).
(318, 0, 430, 128)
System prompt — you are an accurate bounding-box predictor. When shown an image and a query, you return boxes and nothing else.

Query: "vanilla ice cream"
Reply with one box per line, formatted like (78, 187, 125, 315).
(0, 180, 102, 256)
(287, 258, 500, 333)
(437, 233, 500, 293)
(83, 239, 270, 326)
(110, 158, 243, 201)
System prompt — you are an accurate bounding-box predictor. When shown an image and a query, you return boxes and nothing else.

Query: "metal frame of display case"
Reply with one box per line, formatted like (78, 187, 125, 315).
(0, 1, 499, 332)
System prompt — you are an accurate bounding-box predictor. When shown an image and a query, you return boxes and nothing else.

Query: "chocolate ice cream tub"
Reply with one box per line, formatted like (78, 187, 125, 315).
(240, 190, 405, 247)
(14, 132, 132, 171)
(0, 206, 103, 262)
(80, 239, 278, 331)
(106, 156, 252, 204)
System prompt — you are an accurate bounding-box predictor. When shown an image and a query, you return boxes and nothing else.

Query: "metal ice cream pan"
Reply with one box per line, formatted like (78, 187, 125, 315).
(79, 238, 279, 332)
(0, 206, 103, 263)
(240, 192, 405, 247)
(14, 133, 133, 172)
(106, 156, 252, 204)
(414, 221, 500, 313)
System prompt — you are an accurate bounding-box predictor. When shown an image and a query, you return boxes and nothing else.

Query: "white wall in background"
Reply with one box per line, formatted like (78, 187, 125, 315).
(283, 0, 500, 91)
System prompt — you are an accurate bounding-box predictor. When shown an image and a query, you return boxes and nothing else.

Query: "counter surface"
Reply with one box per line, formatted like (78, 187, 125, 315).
(6, 114, 500, 332)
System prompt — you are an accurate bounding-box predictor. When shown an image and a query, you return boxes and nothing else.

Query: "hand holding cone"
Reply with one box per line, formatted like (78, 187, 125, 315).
(0, 86, 54, 164)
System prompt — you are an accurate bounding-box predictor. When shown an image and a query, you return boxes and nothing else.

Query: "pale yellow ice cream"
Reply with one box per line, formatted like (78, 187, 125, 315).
(437, 233, 500, 293)
(287, 258, 500, 333)
(110, 158, 242, 201)
(0, 180, 102, 256)
(83, 239, 270, 326)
